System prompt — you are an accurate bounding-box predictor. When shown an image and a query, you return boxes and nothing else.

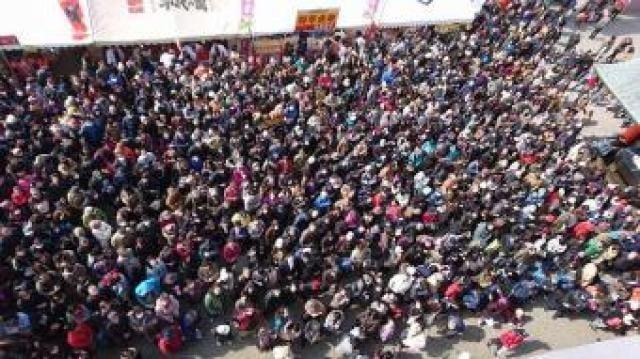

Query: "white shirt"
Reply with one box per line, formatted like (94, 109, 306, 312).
(159, 52, 175, 68)
(181, 45, 196, 61)
(105, 47, 117, 66)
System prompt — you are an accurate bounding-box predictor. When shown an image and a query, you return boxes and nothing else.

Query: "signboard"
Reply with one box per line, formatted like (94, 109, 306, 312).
(253, 38, 284, 55)
(434, 23, 465, 32)
(295, 8, 339, 32)
(0, 36, 20, 47)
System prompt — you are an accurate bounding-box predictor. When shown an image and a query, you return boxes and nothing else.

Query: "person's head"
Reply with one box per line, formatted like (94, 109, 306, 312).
(119, 348, 141, 359)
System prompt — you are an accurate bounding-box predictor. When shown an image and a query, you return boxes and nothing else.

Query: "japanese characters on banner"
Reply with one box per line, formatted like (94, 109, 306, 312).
(157, 0, 212, 12)
(295, 9, 340, 32)
(126, 0, 213, 14)
(89, 0, 239, 44)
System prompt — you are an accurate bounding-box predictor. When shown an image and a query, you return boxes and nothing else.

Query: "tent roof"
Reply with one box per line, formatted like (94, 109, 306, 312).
(532, 336, 640, 359)
(596, 57, 640, 123)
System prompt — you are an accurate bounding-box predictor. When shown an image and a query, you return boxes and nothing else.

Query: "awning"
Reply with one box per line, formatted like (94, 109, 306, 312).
(532, 336, 640, 359)
(596, 57, 640, 123)
(0, 0, 484, 48)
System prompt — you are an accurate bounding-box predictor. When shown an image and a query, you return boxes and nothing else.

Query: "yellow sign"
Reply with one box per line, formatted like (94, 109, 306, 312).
(295, 8, 339, 32)
(253, 38, 284, 55)
(434, 23, 465, 33)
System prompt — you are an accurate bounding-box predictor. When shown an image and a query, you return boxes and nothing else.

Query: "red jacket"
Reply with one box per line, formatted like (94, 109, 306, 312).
(67, 323, 94, 350)
(157, 325, 184, 355)
(499, 330, 524, 349)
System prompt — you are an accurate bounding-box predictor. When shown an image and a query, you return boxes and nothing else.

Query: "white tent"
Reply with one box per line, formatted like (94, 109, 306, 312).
(596, 57, 640, 123)
(0, 0, 483, 47)
(532, 336, 640, 359)
(622, 0, 640, 12)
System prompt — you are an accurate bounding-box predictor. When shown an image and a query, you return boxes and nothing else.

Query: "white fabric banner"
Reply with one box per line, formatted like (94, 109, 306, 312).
(90, 0, 241, 44)
(0, 0, 484, 47)
(90, 0, 483, 44)
(0, 0, 93, 47)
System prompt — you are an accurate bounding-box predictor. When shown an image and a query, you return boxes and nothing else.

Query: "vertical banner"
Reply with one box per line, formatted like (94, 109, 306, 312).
(364, 0, 381, 39)
(157, 0, 212, 12)
(58, 0, 90, 40)
(239, 0, 255, 32)
(363, 0, 380, 21)
(239, 0, 255, 59)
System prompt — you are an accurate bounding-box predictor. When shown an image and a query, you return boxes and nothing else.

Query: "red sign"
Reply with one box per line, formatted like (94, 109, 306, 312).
(58, 0, 89, 40)
(295, 9, 339, 32)
(0, 36, 19, 46)
(127, 0, 144, 13)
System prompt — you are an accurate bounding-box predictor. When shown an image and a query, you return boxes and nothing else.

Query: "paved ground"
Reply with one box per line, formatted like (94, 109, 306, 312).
(121, 305, 619, 358)
(106, 7, 640, 359)
(574, 8, 640, 138)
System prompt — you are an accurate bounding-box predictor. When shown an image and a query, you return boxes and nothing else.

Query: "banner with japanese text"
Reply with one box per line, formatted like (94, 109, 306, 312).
(0, 0, 484, 47)
(295, 9, 339, 32)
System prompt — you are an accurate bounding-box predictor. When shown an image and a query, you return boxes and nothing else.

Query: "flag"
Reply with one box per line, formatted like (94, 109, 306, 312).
(239, 0, 255, 33)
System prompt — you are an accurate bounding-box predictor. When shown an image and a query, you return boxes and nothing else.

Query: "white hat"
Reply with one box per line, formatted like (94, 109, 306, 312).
(275, 237, 284, 249)
(388, 273, 413, 294)
(215, 324, 231, 336)
(394, 246, 404, 256)
(218, 268, 230, 283)
(273, 345, 294, 359)
(581, 263, 598, 286)
(5, 114, 17, 125)
(406, 266, 416, 276)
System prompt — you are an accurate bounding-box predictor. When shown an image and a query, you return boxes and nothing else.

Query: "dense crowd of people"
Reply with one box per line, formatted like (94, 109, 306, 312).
(0, 0, 638, 358)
